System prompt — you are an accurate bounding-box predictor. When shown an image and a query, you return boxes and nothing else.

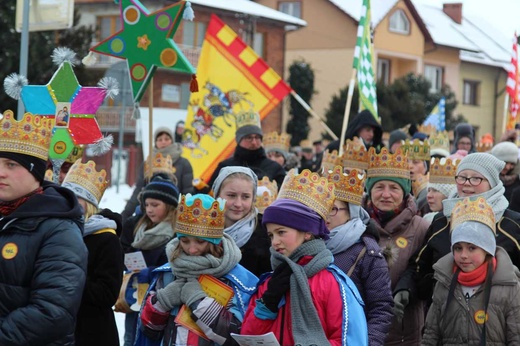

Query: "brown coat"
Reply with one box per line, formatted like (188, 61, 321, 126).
(366, 195, 430, 345)
(422, 247, 520, 345)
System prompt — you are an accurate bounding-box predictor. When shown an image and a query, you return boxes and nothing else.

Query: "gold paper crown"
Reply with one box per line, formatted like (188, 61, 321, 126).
(367, 147, 410, 180)
(412, 173, 429, 196)
(144, 153, 174, 179)
(278, 169, 335, 219)
(429, 158, 459, 184)
(0, 110, 52, 161)
(450, 197, 496, 232)
(417, 124, 437, 136)
(263, 132, 291, 153)
(320, 150, 340, 173)
(300, 139, 312, 149)
(255, 176, 278, 213)
(428, 131, 450, 156)
(476, 141, 493, 152)
(324, 166, 366, 205)
(62, 159, 109, 205)
(235, 110, 261, 129)
(176, 194, 226, 239)
(341, 137, 369, 170)
(401, 139, 431, 161)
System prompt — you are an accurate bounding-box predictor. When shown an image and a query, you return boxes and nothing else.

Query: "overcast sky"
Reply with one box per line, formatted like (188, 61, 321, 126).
(413, 0, 520, 38)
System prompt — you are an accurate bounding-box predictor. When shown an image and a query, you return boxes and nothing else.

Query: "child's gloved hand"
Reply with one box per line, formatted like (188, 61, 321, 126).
(393, 290, 410, 323)
(260, 261, 293, 312)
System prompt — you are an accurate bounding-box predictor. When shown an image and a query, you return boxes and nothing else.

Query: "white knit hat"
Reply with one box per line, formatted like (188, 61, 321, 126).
(427, 182, 455, 198)
(451, 221, 496, 255)
(491, 141, 519, 164)
(456, 153, 505, 188)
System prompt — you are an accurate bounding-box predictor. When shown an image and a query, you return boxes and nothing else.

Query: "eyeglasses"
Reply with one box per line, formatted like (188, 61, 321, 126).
(243, 134, 262, 142)
(454, 175, 487, 186)
(329, 207, 348, 216)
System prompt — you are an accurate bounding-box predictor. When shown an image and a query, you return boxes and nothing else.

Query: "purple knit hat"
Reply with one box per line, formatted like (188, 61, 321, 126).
(262, 198, 330, 240)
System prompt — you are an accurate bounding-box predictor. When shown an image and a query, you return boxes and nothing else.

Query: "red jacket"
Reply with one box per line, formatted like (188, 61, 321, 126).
(241, 257, 346, 346)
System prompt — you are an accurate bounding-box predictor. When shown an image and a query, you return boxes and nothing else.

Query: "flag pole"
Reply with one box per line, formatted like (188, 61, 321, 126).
(503, 93, 510, 134)
(339, 69, 357, 156)
(289, 90, 338, 140)
(147, 79, 154, 178)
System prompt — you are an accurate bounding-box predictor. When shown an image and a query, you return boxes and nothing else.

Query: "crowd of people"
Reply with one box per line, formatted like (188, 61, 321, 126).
(1, 108, 520, 346)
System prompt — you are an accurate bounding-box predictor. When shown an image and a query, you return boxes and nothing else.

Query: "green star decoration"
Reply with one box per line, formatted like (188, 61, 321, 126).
(90, 0, 195, 102)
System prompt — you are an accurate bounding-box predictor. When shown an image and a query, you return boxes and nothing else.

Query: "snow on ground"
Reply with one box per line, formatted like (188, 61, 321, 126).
(99, 184, 135, 345)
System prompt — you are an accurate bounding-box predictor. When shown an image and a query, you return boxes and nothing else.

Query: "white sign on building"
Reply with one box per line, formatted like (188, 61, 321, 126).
(16, 0, 74, 32)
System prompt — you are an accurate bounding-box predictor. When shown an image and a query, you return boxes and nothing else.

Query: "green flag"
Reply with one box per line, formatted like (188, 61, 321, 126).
(353, 0, 378, 120)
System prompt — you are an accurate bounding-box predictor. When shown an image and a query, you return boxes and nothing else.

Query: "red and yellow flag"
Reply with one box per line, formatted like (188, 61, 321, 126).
(182, 14, 291, 183)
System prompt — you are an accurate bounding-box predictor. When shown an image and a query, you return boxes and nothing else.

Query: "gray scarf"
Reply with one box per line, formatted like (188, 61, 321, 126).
(157, 234, 242, 309)
(131, 221, 173, 250)
(270, 239, 333, 346)
(442, 183, 508, 220)
(83, 215, 117, 237)
(154, 142, 182, 163)
(224, 209, 257, 248)
(325, 204, 369, 255)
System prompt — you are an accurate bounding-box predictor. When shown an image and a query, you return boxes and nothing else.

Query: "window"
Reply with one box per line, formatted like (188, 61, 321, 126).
(389, 9, 410, 34)
(182, 21, 207, 47)
(97, 16, 121, 41)
(377, 59, 390, 84)
(424, 65, 443, 92)
(278, 2, 301, 18)
(253, 32, 264, 58)
(463, 80, 479, 105)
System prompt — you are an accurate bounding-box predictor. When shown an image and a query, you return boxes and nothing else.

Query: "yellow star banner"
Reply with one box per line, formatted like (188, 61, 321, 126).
(182, 14, 291, 183)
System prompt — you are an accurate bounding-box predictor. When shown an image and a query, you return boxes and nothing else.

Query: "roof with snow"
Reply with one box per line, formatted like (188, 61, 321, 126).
(190, 0, 307, 27)
(329, 0, 511, 70)
(412, 2, 511, 69)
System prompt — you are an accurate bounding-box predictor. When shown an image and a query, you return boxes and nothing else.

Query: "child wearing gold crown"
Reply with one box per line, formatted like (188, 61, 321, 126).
(241, 169, 369, 345)
(422, 197, 520, 345)
(136, 194, 258, 345)
(0, 112, 88, 345)
(61, 159, 124, 345)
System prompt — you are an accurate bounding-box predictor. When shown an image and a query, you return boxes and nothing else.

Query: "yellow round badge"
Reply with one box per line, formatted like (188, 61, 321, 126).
(474, 310, 488, 324)
(396, 237, 408, 249)
(2, 243, 18, 260)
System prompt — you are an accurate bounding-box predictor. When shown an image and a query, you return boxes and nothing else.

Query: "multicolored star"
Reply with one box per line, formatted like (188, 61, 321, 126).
(20, 62, 107, 159)
(90, 0, 195, 102)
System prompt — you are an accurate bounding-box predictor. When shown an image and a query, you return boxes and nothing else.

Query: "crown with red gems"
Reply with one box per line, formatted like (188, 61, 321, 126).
(401, 139, 431, 161)
(412, 173, 429, 196)
(278, 169, 335, 219)
(367, 147, 410, 179)
(263, 131, 291, 153)
(176, 194, 226, 240)
(340, 136, 369, 170)
(324, 166, 366, 205)
(62, 159, 109, 206)
(0, 110, 52, 161)
(450, 196, 496, 232)
(320, 149, 340, 173)
(144, 153, 174, 179)
(236, 110, 261, 129)
(429, 157, 459, 184)
(428, 131, 450, 156)
(255, 176, 278, 213)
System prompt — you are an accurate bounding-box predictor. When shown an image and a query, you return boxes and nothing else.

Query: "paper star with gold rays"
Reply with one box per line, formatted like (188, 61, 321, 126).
(90, 0, 195, 102)
(20, 62, 107, 160)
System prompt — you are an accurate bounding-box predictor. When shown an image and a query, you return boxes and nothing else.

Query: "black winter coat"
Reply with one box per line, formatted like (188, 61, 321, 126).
(238, 213, 272, 277)
(208, 146, 286, 190)
(0, 182, 87, 345)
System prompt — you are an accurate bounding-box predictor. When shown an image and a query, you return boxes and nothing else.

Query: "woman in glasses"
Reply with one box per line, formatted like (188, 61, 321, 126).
(406, 152, 520, 304)
(325, 167, 394, 346)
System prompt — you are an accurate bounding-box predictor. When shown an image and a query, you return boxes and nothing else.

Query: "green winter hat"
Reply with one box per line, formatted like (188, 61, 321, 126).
(366, 176, 411, 198)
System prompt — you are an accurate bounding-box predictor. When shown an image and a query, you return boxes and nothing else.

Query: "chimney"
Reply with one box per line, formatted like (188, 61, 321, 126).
(443, 3, 462, 24)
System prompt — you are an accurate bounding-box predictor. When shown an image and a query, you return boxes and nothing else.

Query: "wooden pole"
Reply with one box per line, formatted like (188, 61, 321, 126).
(339, 68, 357, 156)
(289, 90, 338, 141)
(147, 79, 154, 178)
